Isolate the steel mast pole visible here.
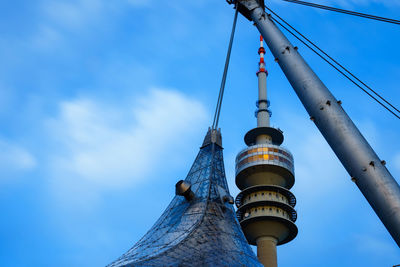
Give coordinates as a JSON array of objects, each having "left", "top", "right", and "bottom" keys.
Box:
[{"left": 235, "top": 0, "right": 400, "bottom": 247}]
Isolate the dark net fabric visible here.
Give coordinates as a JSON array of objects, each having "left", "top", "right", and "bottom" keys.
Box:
[{"left": 108, "top": 130, "right": 262, "bottom": 267}]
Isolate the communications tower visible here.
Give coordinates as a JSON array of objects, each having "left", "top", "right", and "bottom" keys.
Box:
[{"left": 235, "top": 36, "right": 298, "bottom": 267}]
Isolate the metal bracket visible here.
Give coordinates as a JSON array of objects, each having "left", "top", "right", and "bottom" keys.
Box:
[
  {"left": 256, "top": 99, "right": 270, "bottom": 108},
  {"left": 236, "top": 0, "right": 264, "bottom": 21},
  {"left": 255, "top": 108, "right": 272, "bottom": 118}
]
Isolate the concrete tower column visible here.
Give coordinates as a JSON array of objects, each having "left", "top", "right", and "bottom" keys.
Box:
[{"left": 257, "top": 237, "right": 278, "bottom": 267}]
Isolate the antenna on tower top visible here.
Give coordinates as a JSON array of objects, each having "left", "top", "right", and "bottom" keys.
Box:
[
  {"left": 255, "top": 34, "right": 271, "bottom": 128},
  {"left": 258, "top": 35, "right": 266, "bottom": 72}
]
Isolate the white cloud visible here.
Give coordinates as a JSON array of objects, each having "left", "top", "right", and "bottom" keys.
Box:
[
  {"left": 277, "top": 112, "right": 346, "bottom": 197},
  {"left": 354, "top": 234, "right": 397, "bottom": 255},
  {"left": 394, "top": 153, "right": 400, "bottom": 171},
  {"left": 47, "top": 88, "right": 207, "bottom": 189},
  {"left": 125, "top": 0, "right": 151, "bottom": 7},
  {"left": 32, "top": 0, "right": 152, "bottom": 50},
  {"left": 43, "top": 0, "right": 103, "bottom": 31},
  {"left": 0, "top": 139, "right": 36, "bottom": 173},
  {"left": 30, "top": 0, "right": 103, "bottom": 49},
  {"left": 32, "top": 25, "right": 63, "bottom": 50},
  {"left": 42, "top": 0, "right": 151, "bottom": 31},
  {"left": 294, "top": 132, "right": 344, "bottom": 194},
  {"left": 0, "top": 83, "right": 13, "bottom": 115}
]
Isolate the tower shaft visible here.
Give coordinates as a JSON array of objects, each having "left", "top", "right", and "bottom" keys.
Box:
[{"left": 257, "top": 237, "right": 278, "bottom": 267}]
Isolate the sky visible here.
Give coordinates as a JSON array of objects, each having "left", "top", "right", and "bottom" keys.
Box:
[{"left": 0, "top": 0, "right": 400, "bottom": 266}]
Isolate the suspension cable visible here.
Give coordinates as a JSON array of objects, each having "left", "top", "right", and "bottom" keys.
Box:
[
  {"left": 266, "top": 8, "right": 400, "bottom": 120},
  {"left": 212, "top": 5, "right": 239, "bottom": 130},
  {"left": 281, "top": 0, "right": 400, "bottom": 26},
  {"left": 266, "top": 7, "right": 400, "bottom": 116}
]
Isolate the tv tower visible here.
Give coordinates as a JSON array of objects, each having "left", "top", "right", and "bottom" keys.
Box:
[{"left": 235, "top": 35, "right": 298, "bottom": 267}]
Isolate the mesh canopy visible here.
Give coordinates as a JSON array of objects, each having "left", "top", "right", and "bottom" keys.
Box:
[{"left": 108, "top": 129, "right": 262, "bottom": 267}]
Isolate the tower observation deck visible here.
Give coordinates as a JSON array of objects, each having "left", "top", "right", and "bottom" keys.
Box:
[{"left": 235, "top": 35, "right": 298, "bottom": 267}]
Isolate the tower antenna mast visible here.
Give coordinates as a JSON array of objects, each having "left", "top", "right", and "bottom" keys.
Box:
[{"left": 234, "top": 34, "right": 298, "bottom": 267}]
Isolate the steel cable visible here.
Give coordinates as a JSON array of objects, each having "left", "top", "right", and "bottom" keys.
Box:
[
  {"left": 267, "top": 7, "right": 400, "bottom": 116},
  {"left": 266, "top": 7, "right": 400, "bottom": 120},
  {"left": 281, "top": 0, "right": 400, "bottom": 26},
  {"left": 212, "top": 5, "right": 239, "bottom": 130}
]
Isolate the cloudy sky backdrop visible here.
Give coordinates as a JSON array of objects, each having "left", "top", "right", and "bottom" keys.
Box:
[{"left": 1, "top": 0, "right": 400, "bottom": 266}]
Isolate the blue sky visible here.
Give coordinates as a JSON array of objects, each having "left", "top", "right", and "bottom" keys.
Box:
[{"left": 1, "top": 0, "right": 400, "bottom": 266}]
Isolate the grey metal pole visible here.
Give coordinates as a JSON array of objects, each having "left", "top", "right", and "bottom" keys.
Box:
[{"left": 236, "top": 0, "right": 400, "bottom": 247}]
